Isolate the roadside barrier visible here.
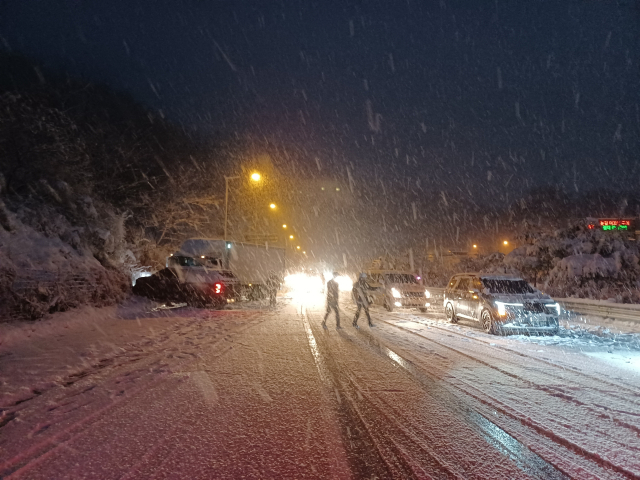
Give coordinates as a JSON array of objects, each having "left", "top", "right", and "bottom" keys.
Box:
[{"left": 557, "top": 299, "right": 640, "bottom": 324}]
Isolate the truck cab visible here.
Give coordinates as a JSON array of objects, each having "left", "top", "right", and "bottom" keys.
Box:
[{"left": 166, "top": 253, "right": 240, "bottom": 302}]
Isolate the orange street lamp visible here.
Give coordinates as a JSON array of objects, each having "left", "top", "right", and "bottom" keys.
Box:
[
  {"left": 269, "top": 203, "right": 276, "bottom": 209},
  {"left": 296, "top": 246, "right": 301, "bottom": 250},
  {"left": 503, "top": 240, "right": 509, "bottom": 245},
  {"left": 224, "top": 171, "right": 262, "bottom": 243},
  {"left": 282, "top": 224, "right": 287, "bottom": 229},
  {"left": 289, "top": 235, "right": 294, "bottom": 239},
  {"left": 473, "top": 244, "right": 477, "bottom": 249}
]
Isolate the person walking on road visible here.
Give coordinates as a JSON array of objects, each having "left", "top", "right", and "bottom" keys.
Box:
[
  {"left": 266, "top": 272, "right": 279, "bottom": 307},
  {"left": 352, "top": 273, "right": 374, "bottom": 328},
  {"left": 322, "top": 272, "right": 341, "bottom": 329}
]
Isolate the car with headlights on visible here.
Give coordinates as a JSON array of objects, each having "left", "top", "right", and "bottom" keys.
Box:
[
  {"left": 443, "top": 274, "right": 560, "bottom": 335},
  {"left": 364, "top": 270, "right": 432, "bottom": 312}
]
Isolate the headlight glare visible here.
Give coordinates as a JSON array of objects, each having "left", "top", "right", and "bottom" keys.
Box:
[
  {"left": 391, "top": 288, "right": 401, "bottom": 298},
  {"left": 545, "top": 303, "right": 561, "bottom": 316},
  {"left": 424, "top": 290, "right": 431, "bottom": 298},
  {"left": 495, "top": 301, "right": 506, "bottom": 316}
]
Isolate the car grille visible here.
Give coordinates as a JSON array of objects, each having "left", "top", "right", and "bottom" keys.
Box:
[
  {"left": 402, "top": 292, "right": 424, "bottom": 298},
  {"left": 523, "top": 302, "right": 544, "bottom": 313}
]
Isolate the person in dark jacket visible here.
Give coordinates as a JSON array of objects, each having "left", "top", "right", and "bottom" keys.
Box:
[
  {"left": 352, "top": 273, "right": 374, "bottom": 328},
  {"left": 266, "top": 272, "right": 279, "bottom": 307},
  {"left": 322, "top": 272, "right": 341, "bottom": 328}
]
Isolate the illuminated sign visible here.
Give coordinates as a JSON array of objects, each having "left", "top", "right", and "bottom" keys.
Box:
[{"left": 588, "top": 219, "right": 632, "bottom": 231}]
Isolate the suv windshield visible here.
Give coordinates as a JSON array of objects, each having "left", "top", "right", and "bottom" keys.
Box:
[
  {"left": 481, "top": 279, "right": 535, "bottom": 294},
  {"left": 384, "top": 274, "right": 416, "bottom": 284}
]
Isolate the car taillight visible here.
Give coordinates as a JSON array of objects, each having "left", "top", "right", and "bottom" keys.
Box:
[{"left": 214, "top": 282, "right": 224, "bottom": 294}]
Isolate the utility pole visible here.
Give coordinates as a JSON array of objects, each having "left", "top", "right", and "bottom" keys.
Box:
[{"left": 224, "top": 175, "right": 240, "bottom": 243}]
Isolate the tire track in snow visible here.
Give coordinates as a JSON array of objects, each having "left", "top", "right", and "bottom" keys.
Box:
[
  {"left": 356, "top": 306, "right": 640, "bottom": 443},
  {"left": 305, "top": 312, "right": 555, "bottom": 479},
  {"left": 354, "top": 310, "right": 640, "bottom": 479},
  {"left": 384, "top": 308, "right": 640, "bottom": 398},
  {"left": 0, "top": 311, "right": 267, "bottom": 478},
  {"left": 339, "top": 322, "right": 567, "bottom": 480},
  {"left": 381, "top": 312, "right": 640, "bottom": 437},
  {"left": 302, "top": 314, "right": 406, "bottom": 479}
]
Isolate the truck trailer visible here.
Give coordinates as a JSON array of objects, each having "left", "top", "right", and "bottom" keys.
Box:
[{"left": 176, "top": 239, "right": 285, "bottom": 300}]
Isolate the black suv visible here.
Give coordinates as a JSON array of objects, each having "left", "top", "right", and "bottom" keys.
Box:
[{"left": 443, "top": 273, "right": 560, "bottom": 335}]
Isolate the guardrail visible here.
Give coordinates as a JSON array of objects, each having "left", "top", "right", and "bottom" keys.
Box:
[{"left": 557, "top": 299, "right": 640, "bottom": 324}]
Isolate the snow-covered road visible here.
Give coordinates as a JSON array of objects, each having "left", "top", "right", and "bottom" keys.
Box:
[{"left": 1, "top": 295, "right": 640, "bottom": 479}]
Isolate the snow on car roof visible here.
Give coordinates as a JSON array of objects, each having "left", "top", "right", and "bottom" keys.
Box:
[
  {"left": 479, "top": 274, "right": 524, "bottom": 281},
  {"left": 366, "top": 270, "right": 415, "bottom": 274}
]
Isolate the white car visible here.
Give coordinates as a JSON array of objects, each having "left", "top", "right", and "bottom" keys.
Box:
[{"left": 363, "top": 270, "right": 432, "bottom": 312}]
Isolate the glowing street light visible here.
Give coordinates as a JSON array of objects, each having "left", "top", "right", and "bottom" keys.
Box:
[
  {"left": 473, "top": 244, "right": 477, "bottom": 248},
  {"left": 224, "top": 172, "right": 261, "bottom": 243},
  {"left": 270, "top": 203, "right": 276, "bottom": 209},
  {"left": 503, "top": 240, "right": 509, "bottom": 245},
  {"left": 289, "top": 235, "right": 294, "bottom": 239},
  {"left": 282, "top": 224, "right": 287, "bottom": 229},
  {"left": 296, "top": 246, "right": 301, "bottom": 250}
]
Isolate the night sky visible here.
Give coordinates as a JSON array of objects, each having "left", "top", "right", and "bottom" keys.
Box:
[{"left": 1, "top": 1, "right": 639, "bottom": 243}]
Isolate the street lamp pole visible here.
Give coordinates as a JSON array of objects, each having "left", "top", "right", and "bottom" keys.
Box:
[{"left": 224, "top": 175, "right": 240, "bottom": 244}]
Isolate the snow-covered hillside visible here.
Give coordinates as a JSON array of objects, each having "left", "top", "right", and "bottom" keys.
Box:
[
  {"left": 0, "top": 197, "right": 131, "bottom": 320},
  {"left": 425, "top": 221, "right": 640, "bottom": 303}
]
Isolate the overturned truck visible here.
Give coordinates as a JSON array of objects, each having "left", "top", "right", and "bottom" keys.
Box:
[{"left": 133, "top": 239, "right": 285, "bottom": 307}]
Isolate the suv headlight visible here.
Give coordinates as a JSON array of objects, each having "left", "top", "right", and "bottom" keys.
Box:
[
  {"left": 424, "top": 290, "right": 431, "bottom": 298},
  {"left": 495, "top": 301, "right": 506, "bottom": 316},
  {"left": 391, "top": 288, "right": 402, "bottom": 298},
  {"left": 544, "top": 303, "right": 561, "bottom": 316}
]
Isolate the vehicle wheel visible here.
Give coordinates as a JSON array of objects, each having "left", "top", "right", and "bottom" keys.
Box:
[
  {"left": 419, "top": 307, "right": 428, "bottom": 313},
  {"left": 481, "top": 309, "right": 499, "bottom": 334},
  {"left": 384, "top": 297, "right": 394, "bottom": 312},
  {"left": 445, "top": 303, "right": 458, "bottom": 323}
]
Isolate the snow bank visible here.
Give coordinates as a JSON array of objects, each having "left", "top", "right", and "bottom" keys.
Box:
[
  {"left": 551, "top": 254, "right": 617, "bottom": 279},
  {"left": 0, "top": 203, "right": 129, "bottom": 321},
  {"left": 506, "top": 223, "right": 640, "bottom": 302}
]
